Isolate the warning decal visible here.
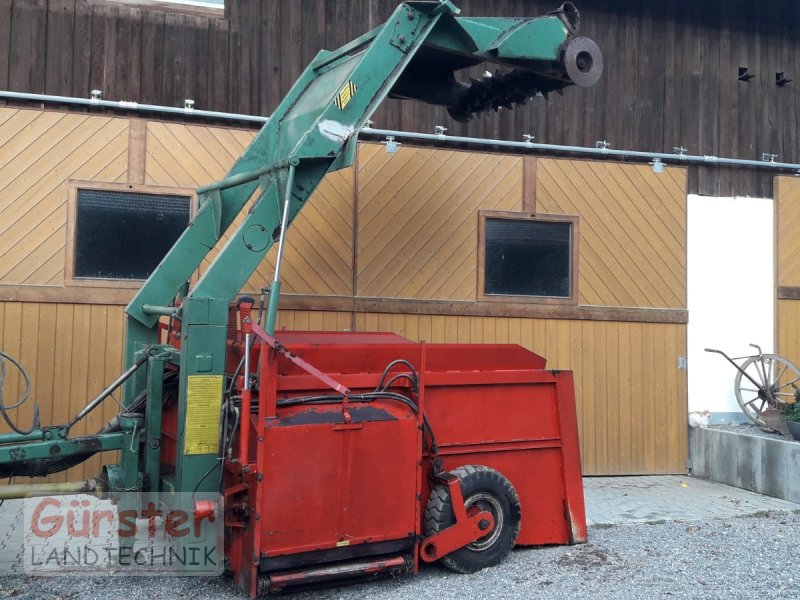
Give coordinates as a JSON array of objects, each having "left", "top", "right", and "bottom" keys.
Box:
[
  {"left": 185, "top": 375, "right": 223, "bottom": 455},
  {"left": 333, "top": 80, "right": 357, "bottom": 110}
]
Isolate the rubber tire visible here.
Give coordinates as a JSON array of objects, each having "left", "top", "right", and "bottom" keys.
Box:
[{"left": 424, "top": 465, "right": 522, "bottom": 574}]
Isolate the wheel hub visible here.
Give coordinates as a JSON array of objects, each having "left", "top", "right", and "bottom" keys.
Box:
[{"left": 464, "top": 492, "right": 503, "bottom": 551}]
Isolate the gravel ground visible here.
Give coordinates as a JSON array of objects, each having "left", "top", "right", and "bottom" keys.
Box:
[{"left": 2, "top": 510, "right": 799, "bottom": 600}]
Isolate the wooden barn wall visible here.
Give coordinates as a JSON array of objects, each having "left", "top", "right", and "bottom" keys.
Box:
[
  {"left": 776, "top": 177, "right": 800, "bottom": 367},
  {"left": 536, "top": 159, "right": 687, "bottom": 309},
  {"left": 0, "top": 108, "right": 129, "bottom": 287},
  {"left": 0, "top": 107, "right": 689, "bottom": 477},
  {"left": 0, "top": 0, "right": 798, "bottom": 197}
]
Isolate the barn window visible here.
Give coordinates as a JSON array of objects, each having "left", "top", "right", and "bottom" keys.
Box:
[
  {"left": 67, "top": 184, "right": 193, "bottom": 286},
  {"left": 479, "top": 211, "right": 578, "bottom": 303}
]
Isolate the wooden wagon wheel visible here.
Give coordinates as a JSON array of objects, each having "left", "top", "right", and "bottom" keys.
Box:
[{"left": 733, "top": 354, "right": 800, "bottom": 427}]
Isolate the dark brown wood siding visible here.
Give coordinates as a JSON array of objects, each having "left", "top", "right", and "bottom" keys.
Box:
[{"left": 0, "top": 0, "right": 798, "bottom": 197}]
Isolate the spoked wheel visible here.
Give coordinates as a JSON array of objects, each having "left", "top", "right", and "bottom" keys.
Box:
[
  {"left": 424, "top": 465, "right": 521, "bottom": 574},
  {"left": 734, "top": 354, "right": 800, "bottom": 426}
]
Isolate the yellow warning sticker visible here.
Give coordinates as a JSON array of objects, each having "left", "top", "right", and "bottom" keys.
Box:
[
  {"left": 333, "top": 80, "right": 357, "bottom": 110},
  {"left": 185, "top": 375, "right": 223, "bottom": 455}
]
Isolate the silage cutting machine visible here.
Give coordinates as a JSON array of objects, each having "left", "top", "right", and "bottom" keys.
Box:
[{"left": 0, "top": 1, "right": 602, "bottom": 595}]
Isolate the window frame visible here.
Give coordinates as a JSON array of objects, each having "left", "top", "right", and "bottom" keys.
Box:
[
  {"left": 477, "top": 210, "right": 580, "bottom": 305},
  {"left": 66, "top": 181, "right": 197, "bottom": 289}
]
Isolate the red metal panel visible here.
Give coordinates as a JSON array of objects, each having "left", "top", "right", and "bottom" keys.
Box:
[
  {"left": 436, "top": 448, "right": 572, "bottom": 546},
  {"left": 260, "top": 422, "right": 345, "bottom": 555},
  {"left": 275, "top": 331, "right": 413, "bottom": 345},
  {"left": 425, "top": 382, "right": 560, "bottom": 446},
  {"left": 553, "top": 371, "right": 587, "bottom": 543},
  {"left": 340, "top": 417, "right": 419, "bottom": 542},
  {"left": 425, "top": 344, "right": 546, "bottom": 371}
]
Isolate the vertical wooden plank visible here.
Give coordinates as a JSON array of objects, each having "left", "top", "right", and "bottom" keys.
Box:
[
  {"left": 127, "top": 118, "right": 146, "bottom": 184},
  {"left": 494, "top": 317, "right": 508, "bottom": 344},
  {"left": 44, "top": 0, "right": 76, "bottom": 96},
  {"left": 405, "top": 314, "right": 419, "bottom": 341},
  {"left": 555, "top": 320, "right": 570, "bottom": 372},
  {"left": 88, "top": 4, "right": 114, "bottom": 96},
  {"left": 652, "top": 325, "right": 669, "bottom": 473},
  {"left": 207, "top": 16, "right": 229, "bottom": 113},
  {"left": 49, "top": 304, "right": 74, "bottom": 481},
  {"left": 336, "top": 311, "right": 351, "bottom": 332},
  {"left": 717, "top": 4, "right": 736, "bottom": 197},
  {"left": 519, "top": 318, "right": 532, "bottom": 351},
  {"left": 417, "top": 314, "right": 431, "bottom": 342},
  {"left": 443, "top": 316, "right": 457, "bottom": 343},
  {"left": 580, "top": 322, "right": 595, "bottom": 474},
  {"left": 660, "top": 1, "right": 679, "bottom": 157},
  {"left": 507, "top": 317, "right": 520, "bottom": 346},
  {"left": 35, "top": 303, "right": 57, "bottom": 452},
  {"left": 307, "top": 311, "right": 324, "bottom": 330},
  {"left": 9, "top": 0, "right": 47, "bottom": 94},
  {"left": 697, "top": 2, "right": 720, "bottom": 196},
  {"left": 676, "top": 324, "right": 689, "bottom": 471},
  {"left": 392, "top": 313, "right": 406, "bottom": 338},
  {"left": 0, "top": 0, "right": 11, "bottom": 96},
  {"left": 82, "top": 304, "right": 108, "bottom": 480},
  {"left": 641, "top": 323, "right": 655, "bottom": 473},
  {"left": 592, "top": 321, "right": 607, "bottom": 474},
  {"left": 664, "top": 324, "right": 680, "bottom": 472},
  {"left": 71, "top": 0, "right": 92, "bottom": 98},
  {"left": 17, "top": 303, "right": 40, "bottom": 436},
  {"left": 736, "top": 0, "right": 756, "bottom": 195},
  {"left": 139, "top": 9, "right": 165, "bottom": 104},
  {"left": 115, "top": 7, "right": 143, "bottom": 102},
  {"left": 0, "top": 303, "right": 22, "bottom": 436},
  {"left": 629, "top": 321, "right": 643, "bottom": 473},
  {"left": 568, "top": 320, "right": 583, "bottom": 464},
  {"left": 522, "top": 156, "right": 537, "bottom": 213},
  {"left": 162, "top": 13, "right": 186, "bottom": 108},
  {"left": 183, "top": 16, "right": 207, "bottom": 111},
  {"left": 457, "top": 315, "right": 470, "bottom": 344},
  {"left": 617, "top": 322, "right": 632, "bottom": 474},
  {"left": 481, "top": 317, "right": 495, "bottom": 346},
  {"left": 279, "top": 0, "right": 301, "bottom": 117}
]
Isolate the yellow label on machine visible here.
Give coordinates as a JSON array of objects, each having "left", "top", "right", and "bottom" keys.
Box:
[
  {"left": 334, "top": 80, "right": 357, "bottom": 110},
  {"left": 185, "top": 375, "right": 223, "bottom": 455}
]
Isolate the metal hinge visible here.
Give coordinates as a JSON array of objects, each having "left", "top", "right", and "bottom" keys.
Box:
[
  {"left": 685, "top": 458, "right": 693, "bottom": 470},
  {"left": 678, "top": 356, "right": 687, "bottom": 370}
]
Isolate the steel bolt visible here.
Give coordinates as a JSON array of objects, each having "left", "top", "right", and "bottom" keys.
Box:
[
  {"left": 398, "top": 35, "right": 406, "bottom": 43},
  {"left": 479, "top": 519, "right": 490, "bottom": 530}
]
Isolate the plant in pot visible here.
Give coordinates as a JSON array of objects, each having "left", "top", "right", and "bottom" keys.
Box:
[{"left": 780, "top": 399, "right": 800, "bottom": 441}]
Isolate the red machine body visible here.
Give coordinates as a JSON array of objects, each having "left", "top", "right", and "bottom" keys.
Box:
[{"left": 216, "top": 325, "right": 586, "bottom": 595}]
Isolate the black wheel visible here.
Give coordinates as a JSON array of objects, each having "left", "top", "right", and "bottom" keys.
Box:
[{"left": 423, "top": 465, "right": 521, "bottom": 574}]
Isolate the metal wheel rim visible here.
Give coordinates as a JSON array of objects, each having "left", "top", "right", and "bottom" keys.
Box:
[
  {"left": 464, "top": 492, "right": 504, "bottom": 551},
  {"left": 733, "top": 354, "right": 800, "bottom": 426}
]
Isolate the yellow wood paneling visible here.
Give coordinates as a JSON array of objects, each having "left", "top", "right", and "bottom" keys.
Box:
[
  {"left": 352, "top": 311, "right": 688, "bottom": 475},
  {"left": 537, "top": 159, "right": 688, "bottom": 309},
  {"left": 0, "top": 107, "right": 129, "bottom": 287},
  {"left": 778, "top": 300, "right": 800, "bottom": 369},
  {"left": 145, "top": 121, "right": 354, "bottom": 296},
  {"left": 777, "top": 177, "right": 800, "bottom": 287},
  {"left": 0, "top": 301, "right": 125, "bottom": 483},
  {"left": 356, "top": 144, "right": 522, "bottom": 301}
]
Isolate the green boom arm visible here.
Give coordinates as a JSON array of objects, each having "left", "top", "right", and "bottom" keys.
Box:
[{"left": 117, "top": 0, "right": 602, "bottom": 495}]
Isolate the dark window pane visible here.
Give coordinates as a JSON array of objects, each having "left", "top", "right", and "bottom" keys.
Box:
[
  {"left": 484, "top": 218, "right": 571, "bottom": 297},
  {"left": 74, "top": 189, "right": 190, "bottom": 280}
]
